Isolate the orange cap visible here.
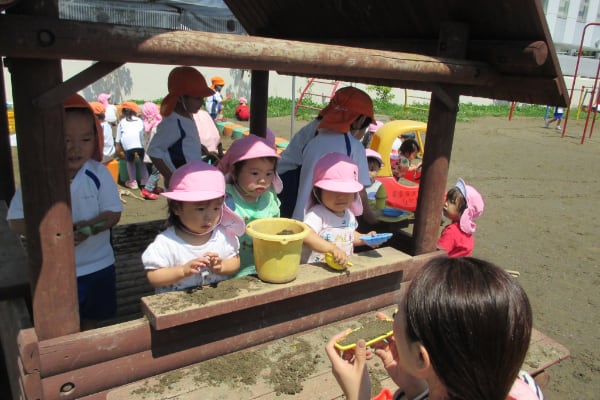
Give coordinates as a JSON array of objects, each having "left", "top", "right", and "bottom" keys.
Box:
[
  {"left": 161, "top": 67, "right": 214, "bottom": 116},
  {"left": 89, "top": 101, "right": 106, "bottom": 115},
  {"left": 318, "top": 87, "right": 374, "bottom": 133},
  {"left": 121, "top": 101, "right": 140, "bottom": 115},
  {"left": 211, "top": 76, "right": 225, "bottom": 89},
  {"left": 64, "top": 94, "right": 103, "bottom": 162}
]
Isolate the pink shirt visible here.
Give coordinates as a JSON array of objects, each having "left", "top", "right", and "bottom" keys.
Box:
[{"left": 437, "top": 222, "right": 474, "bottom": 257}]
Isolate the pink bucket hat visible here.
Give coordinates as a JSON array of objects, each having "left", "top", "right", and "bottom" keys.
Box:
[
  {"left": 217, "top": 134, "right": 283, "bottom": 193},
  {"left": 312, "top": 153, "right": 364, "bottom": 215},
  {"left": 365, "top": 148, "right": 384, "bottom": 167},
  {"left": 369, "top": 120, "right": 384, "bottom": 133},
  {"left": 455, "top": 178, "right": 484, "bottom": 235},
  {"left": 162, "top": 161, "right": 245, "bottom": 235},
  {"left": 239, "top": 96, "right": 248, "bottom": 104}
]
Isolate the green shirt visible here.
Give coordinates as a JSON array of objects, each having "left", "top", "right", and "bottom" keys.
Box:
[{"left": 225, "top": 183, "right": 281, "bottom": 277}]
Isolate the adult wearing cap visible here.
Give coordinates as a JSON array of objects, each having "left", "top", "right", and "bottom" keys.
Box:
[
  {"left": 205, "top": 76, "right": 227, "bottom": 121},
  {"left": 290, "top": 87, "right": 379, "bottom": 225},
  {"left": 147, "top": 66, "right": 214, "bottom": 188},
  {"left": 278, "top": 87, "right": 364, "bottom": 218},
  {"left": 98, "top": 93, "right": 118, "bottom": 126}
]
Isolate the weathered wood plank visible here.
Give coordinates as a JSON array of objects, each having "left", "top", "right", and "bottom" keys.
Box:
[
  {"left": 0, "top": 202, "right": 29, "bottom": 301},
  {"left": 0, "top": 298, "right": 32, "bottom": 400}
]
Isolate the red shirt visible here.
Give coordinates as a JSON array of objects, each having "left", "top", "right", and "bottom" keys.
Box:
[
  {"left": 437, "top": 222, "right": 474, "bottom": 257},
  {"left": 235, "top": 104, "right": 250, "bottom": 121}
]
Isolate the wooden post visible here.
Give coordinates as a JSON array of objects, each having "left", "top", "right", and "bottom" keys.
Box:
[
  {"left": 250, "top": 70, "right": 269, "bottom": 137},
  {"left": 413, "top": 22, "right": 468, "bottom": 255},
  {"left": 8, "top": 1, "right": 80, "bottom": 339}
]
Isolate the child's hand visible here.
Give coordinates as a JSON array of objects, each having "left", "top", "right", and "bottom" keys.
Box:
[
  {"left": 204, "top": 252, "right": 225, "bottom": 274},
  {"left": 361, "top": 231, "right": 381, "bottom": 248},
  {"left": 181, "top": 257, "right": 211, "bottom": 278},
  {"left": 330, "top": 246, "right": 348, "bottom": 267}
]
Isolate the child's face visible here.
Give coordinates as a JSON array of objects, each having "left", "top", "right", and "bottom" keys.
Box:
[
  {"left": 174, "top": 197, "right": 223, "bottom": 234},
  {"left": 320, "top": 189, "right": 355, "bottom": 215},
  {"left": 65, "top": 111, "right": 96, "bottom": 179},
  {"left": 236, "top": 158, "right": 276, "bottom": 200},
  {"left": 443, "top": 196, "right": 462, "bottom": 221},
  {"left": 181, "top": 95, "right": 204, "bottom": 114},
  {"left": 368, "top": 160, "right": 381, "bottom": 184}
]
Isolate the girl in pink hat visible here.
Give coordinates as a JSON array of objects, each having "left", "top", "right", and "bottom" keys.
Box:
[
  {"left": 235, "top": 96, "right": 250, "bottom": 121},
  {"left": 437, "top": 178, "right": 485, "bottom": 257},
  {"left": 303, "top": 153, "right": 378, "bottom": 267},
  {"left": 217, "top": 134, "right": 282, "bottom": 278},
  {"left": 142, "top": 161, "right": 245, "bottom": 293}
]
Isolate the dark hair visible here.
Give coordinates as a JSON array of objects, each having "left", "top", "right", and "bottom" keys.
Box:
[
  {"left": 446, "top": 187, "right": 467, "bottom": 215},
  {"left": 121, "top": 107, "right": 136, "bottom": 121},
  {"left": 404, "top": 257, "right": 532, "bottom": 400},
  {"left": 367, "top": 157, "right": 382, "bottom": 169},
  {"left": 166, "top": 200, "right": 184, "bottom": 230},
  {"left": 399, "top": 139, "right": 420, "bottom": 156},
  {"left": 230, "top": 157, "right": 278, "bottom": 182}
]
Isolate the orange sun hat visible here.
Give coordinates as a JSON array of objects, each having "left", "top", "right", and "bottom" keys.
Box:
[
  {"left": 121, "top": 101, "right": 140, "bottom": 115},
  {"left": 64, "top": 94, "right": 103, "bottom": 162},
  {"left": 318, "top": 87, "right": 374, "bottom": 133},
  {"left": 211, "top": 76, "right": 225, "bottom": 89},
  {"left": 160, "top": 66, "right": 214, "bottom": 117}
]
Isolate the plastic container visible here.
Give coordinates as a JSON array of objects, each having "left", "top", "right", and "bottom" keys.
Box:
[
  {"left": 104, "top": 159, "right": 119, "bottom": 184},
  {"left": 360, "top": 233, "right": 393, "bottom": 246},
  {"left": 246, "top": 218, "right": 311, "bottom": 283}
]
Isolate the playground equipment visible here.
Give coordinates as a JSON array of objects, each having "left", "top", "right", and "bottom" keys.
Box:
[
  {"left": 369, "top": 120, "right": 427, "bottom": 212},
  {"left": 294, "top": 78, "right": 340, "bottom": 117},
  {"left": 403, "top": 88, "right": 430, "bottom": 112}
]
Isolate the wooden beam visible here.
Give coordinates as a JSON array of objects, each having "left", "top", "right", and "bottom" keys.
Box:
[
  {"left": 0, "top": 14, "right": 497, "bottom": 87},
  {"left": 33, "top": 61, "right": 123, "bottom": 109}
]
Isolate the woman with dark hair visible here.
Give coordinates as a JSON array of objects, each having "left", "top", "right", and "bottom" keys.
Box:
[{"left": 326, "top": 257, "right": 539, "bottom": 400}]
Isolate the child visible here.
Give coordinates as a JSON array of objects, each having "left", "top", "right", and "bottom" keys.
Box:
[
  {"left": 142, "top": 161, "right": 244, "bottom": 293},
  {"left": 235, "top": 96, "right": 250, "bottom": 121},
  {"left": 140, "top": 101, "right": 162, "bottom": 200},
  {"left": 392, "top": 138, "right": 421, "bottom": 180},
  {"left": 205, "top": 76, "right": 229, "bottom": 121},
  {"left": 98, "top": 92, "right": 118, "bottom": 127},
  {"left": 437, "top": 178, "right": 484, "bottom": 257},
  {"left": 303, "top": 153, "right": 377, "bottom": 267},
  {"left": 545, "top": 106, "right": 564, "bottom": 130},
  {"left": 147, "top": 66, "right": 214, "bottom": 188},
  {"left": 116, "top": 101, "right": 148, "bottom": 190},
  {"left": 217, "top": 134, "right": 282, "bottom": 277},
  {"left": 364, "top": 149, "right": 387, "bottom": 210},
  {"left": 89, "top": 101, "right": 115, "bottom": 163},
  {"left": 7, "top": 94, "right": 123, "bottom": 330}
]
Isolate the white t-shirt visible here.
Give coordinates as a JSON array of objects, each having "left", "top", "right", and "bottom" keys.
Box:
[
  {"left": 7, "top": 160, "right": 123, "bottom": 277},
  {"left": 102, "top": 120, "right": 115, "bottom": 160},
  {"left": 147, "top": 112, "right": 202, "bottom": 172},
  {"left": 142, "top": 225, "right": 240, "bottom": 293},
  {"left": 304, "top": 204, "right": 358, "bottom": 263},
  {"left": 105, "top": 104, "right": 118, "bottom": 125},
  {"left": 277, "top": 118, "right": 320, "bottom": 174},
  {"left": 292, "top": 129, "right": 370, "bottom": 220},
  {"left": 116, "top": 117, "right": 144, "bottom": 150},
  {"left": 205, "top": 92, "right": 223, "bottom": 116}
]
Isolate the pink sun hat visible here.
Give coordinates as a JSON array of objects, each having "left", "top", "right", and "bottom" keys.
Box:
[
  {"left": 455, "top": 178, "right": 484, "bottom": 235},
  {"left": 217, "top": 134, "right": 283, "bottom": 193},
  {"left": 365, "top": 148, "right": 384, "bottom": 167},
  {"left": 162, "top": 161, "right": 245, "bottom": 235},
  {"left": 312, "top": 152, "right": 364, "bottom": 215}
]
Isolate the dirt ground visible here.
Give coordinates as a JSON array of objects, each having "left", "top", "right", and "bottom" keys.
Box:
[{"left": 8, "top": 114, "right": 599, "bottom": 398}]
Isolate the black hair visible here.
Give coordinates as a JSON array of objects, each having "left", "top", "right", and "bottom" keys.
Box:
[
  {"left": 399, "top": 138, "right": 420, "bottom": 156},
  {"left": 446, "top": 187, "right": 467, "bottom": 215}
]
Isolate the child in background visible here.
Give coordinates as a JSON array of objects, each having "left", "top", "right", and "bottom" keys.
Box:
[
  {"left": 205, "top": 76, "right": 230, "bottom": 121},
  {"left": 393, "top": 138, "right": 421, "bottom": 180},
  {"left": 303, "top": 153, "right": 377, "bottom": 267},
  {"left": 364, "top": 149, "right": 387, "bottom": 210},
  {"left": 89, "top": 101, "right": 115, "bottom": 163},
  {"left": 235, "top": 96, "right": 250, "bottom": 121},
  {"left": 142, "top": 161, "right": 244, "bottom": 293},
  {"left": 218, "top": 134, "right": 282, "bottom": 277},
  {"left": 193, "top": 108, "right": 223, "bottom": 160},
  {"left": 147, "top": 66, "right": 214, "bottom": 188},
  {"left": 437, "top": 178, "right": 484, "bottom": 257},
  {"left": 97, "top": 92, "right": 118, "bottom": 127},
  {"left": 140, "top": 102, "right": 162, "bottom": 200},
  {"left": 7, "top": 94, "right": 123, "bottom": 330},
  {"left": 545, "top": 106, "right": 564, "bottom": 130},
  {"left": 116, "top": 101, "right": 148, "bottom": 190}
]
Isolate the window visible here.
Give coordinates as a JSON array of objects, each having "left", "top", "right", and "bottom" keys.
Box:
[
  {"left": 578, "top": 0, "right": 589, "bottom": 21},
  {"left": 559, "top": 0, "right": 570, "bottom": 18}
]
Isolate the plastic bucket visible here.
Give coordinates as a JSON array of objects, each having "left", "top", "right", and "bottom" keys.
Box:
[{"left": 246, "top": 218, "right": 311, "bottom": 283}]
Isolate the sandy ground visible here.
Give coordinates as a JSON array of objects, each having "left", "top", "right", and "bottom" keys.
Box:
[{"left": 8, "top": 114, "right": 599, "bottom": 398}]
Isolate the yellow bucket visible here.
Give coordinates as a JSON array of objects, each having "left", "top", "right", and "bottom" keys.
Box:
[{"left": 246, "top": 218, "right": 311, "bottom": 283}]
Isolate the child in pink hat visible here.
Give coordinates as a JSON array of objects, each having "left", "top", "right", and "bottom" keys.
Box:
[
  {"left": 142, "top": 161, "right": 244, "bottom": 293},
  {"left": 235, "top": 96, "right": 250, "bottom": 121},
  {"left": 303, "top": 153, "right": 378, "bottom": 267},
  {"left": 364, "top": 149, "right": 387, "bottom": 209},
  {"left": 437, "top": 178, "right": 484, "bottom": 257},
  {"left": 217, "top": 134, "right": 282, "bottom": 278}
]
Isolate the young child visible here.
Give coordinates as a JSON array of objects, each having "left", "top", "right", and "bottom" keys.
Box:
[
  {"left": 116, "top": 101, "right": 148, "bottom": 190},
  {"left": 303, "top": 153, "right": 377, "bottom": 267},
  {"left": 89, "top": 101, "right": 115, "bottom": 163},
  {"left": 364, "top": 149, "right": 387, "bottom": 210},
  {"left": 545, "top": 106, "right": 564, "bottom": 130},
  {"left": 142, "top": 161, "right": 245, "bottom": 293},
  {"left": 205, "top": 76, "right": 229, "bottom": 121},
  {"left": 392, "top": 138, "right": 421, "bottom": 180},
  {"left": 235, "top": 96, "right": 250, "bottom": 121},
  {"left": 147, "top": 66, "right": 214, "bottom": 189},
  {"left": 140, "top": 102, "right": 163, "bottom": 200},
  {"left": 217, "top": 134, "right": 282, "bottom": 277},
  {"left": 437, "top": 178, "right": 484, "bottom": 257},
  {"left": 7, "top": 94, "right": 123, "bottom": 330}
]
